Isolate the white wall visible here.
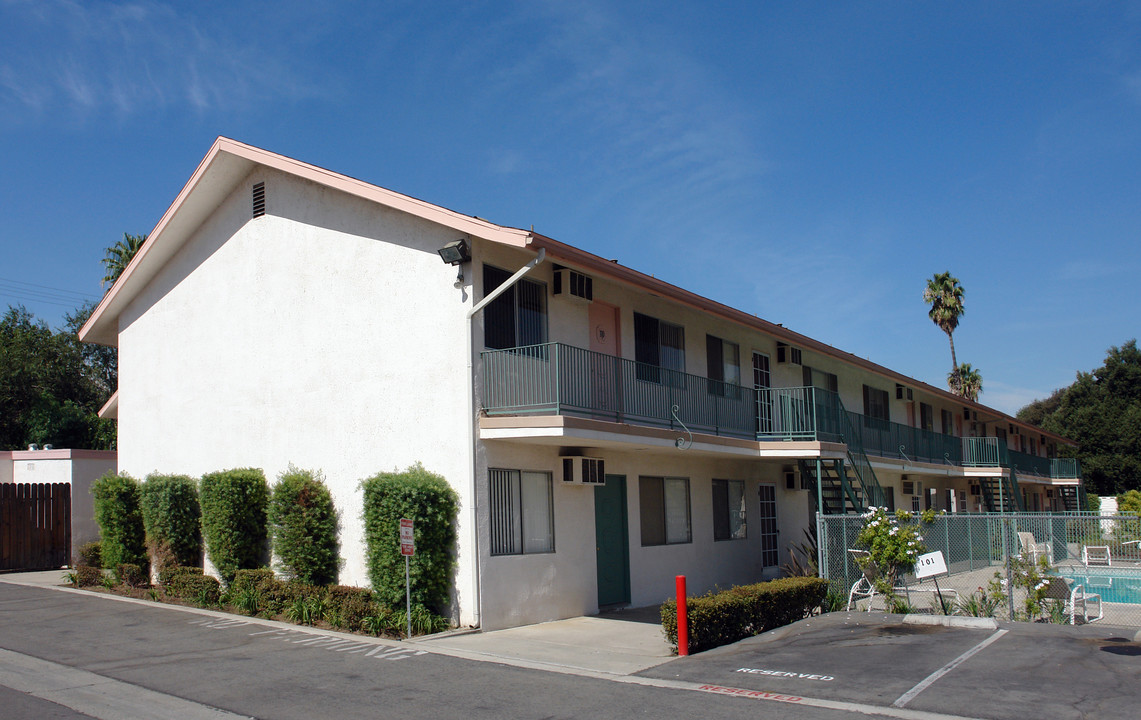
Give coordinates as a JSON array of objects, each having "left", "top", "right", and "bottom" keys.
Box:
[
  {"left": 116, "top": 168, "right": 479, "bottom": 622},
  {"left": 476, "top": 440, "right": 809, "bottom": 629}
]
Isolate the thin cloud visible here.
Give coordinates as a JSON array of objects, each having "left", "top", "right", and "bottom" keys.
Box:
[{"left": 0, "top": 0, "right": 327, "bottom": 121}]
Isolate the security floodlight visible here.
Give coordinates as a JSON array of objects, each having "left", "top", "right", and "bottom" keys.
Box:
[{"left": 438, "top": 239, "right": 470, "bottom": 265}]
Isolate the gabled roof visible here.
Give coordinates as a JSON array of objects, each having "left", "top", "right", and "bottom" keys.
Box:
[
  {"left": 79, "top": 137, "right": 531, "bottom": 346},
  {"left": 79, "top": 138, "right": 1072, "bottom": 445}
]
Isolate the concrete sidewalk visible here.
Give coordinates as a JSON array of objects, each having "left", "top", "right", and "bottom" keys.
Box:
[{"left": 0, "top": 570, "right": 676, "bottom": 677}]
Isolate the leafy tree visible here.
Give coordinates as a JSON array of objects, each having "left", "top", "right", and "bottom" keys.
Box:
[
  {"left": 923, "top": 272, "right": 965, "bottom": 393},
  {"left": 1017, "top": 340, "right": 1141, "bottom": 495},
  {"left": 956, "top": 363, "right": 982, "bottom": 402},
  {"left": 101, "top": 233, "right": 146, "bottom": 289},
  {"left": 1118, "top": 489, "right": 1141, "bottom": 515},
  {"left": 0, "top": 305, "right": 113, "bottom": 449}
]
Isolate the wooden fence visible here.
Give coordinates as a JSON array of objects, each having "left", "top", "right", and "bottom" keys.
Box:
[{"left": 1, "top": 483, "right": 72, "bottom": 571}]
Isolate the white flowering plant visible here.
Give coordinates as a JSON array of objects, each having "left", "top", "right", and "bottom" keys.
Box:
[{"left": 854, "top": 507, "right": 936, "bottom": 609}]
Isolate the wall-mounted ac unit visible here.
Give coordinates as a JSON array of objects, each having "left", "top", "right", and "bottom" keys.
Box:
[
  {"left": 553, "top": 267, "right": 593, "bottom": 302},
  {"left": 895, "top": 384, "right": 913, "bottom": 401},
  {"left": 776, "top": 342, "right": 802, "bottom": 365},
  {"left": 902, "top": 480, "right": 915, "bottom": 495},
  {"left": 561, "top": 456, "right": 605, "bottom": 485}
]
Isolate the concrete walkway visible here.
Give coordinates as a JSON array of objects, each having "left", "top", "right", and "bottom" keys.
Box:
[{"left": 0, "top": 570, "right": 676, "bottom": 677}]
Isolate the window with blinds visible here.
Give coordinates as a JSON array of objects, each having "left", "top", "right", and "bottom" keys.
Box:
[
  {"left": 489, "top": 469, "right": 554, "bottom": 556},
  {"left": 483, "top": 265, "right": 548, "bottom": 350}
]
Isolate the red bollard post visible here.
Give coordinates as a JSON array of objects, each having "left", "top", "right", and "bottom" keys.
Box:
[{"left": 676, "top": 574, "right": 689, "bottom": 656}]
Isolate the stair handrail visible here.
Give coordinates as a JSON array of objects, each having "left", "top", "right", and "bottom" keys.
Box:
[{"left": 826, "top": 389, "right": 885, "bottom": 509}]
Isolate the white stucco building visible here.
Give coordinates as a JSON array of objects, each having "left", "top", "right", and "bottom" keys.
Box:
[{"left": 80, "top": 138, "right": 1081, "bottom": 630}]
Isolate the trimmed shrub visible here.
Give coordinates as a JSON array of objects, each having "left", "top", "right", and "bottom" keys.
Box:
[
  {"left": 140, "top": 474, "right": 202, "bottom": 570},
  {"left": 269, "top": 466, "right": 340, "bottom": 585},
  {"left": 91, "top": 472, "right": 147, "bottom": 570},
  {"left": 199, "top": 468, "right": 269, "bottom": 584},
  {"left": 324, "top": 585, "right": 373, "bottom": 631},
  {"left": 660, "top": 577, "right": 829, "bottom": 654},
  {"left": 76, "top": 565, "right": 104, "bottom": 587},
  {"left": 76, "top": 541, "right": 102, "bottom": 568},
  {"left": 116, "top": 563, "right": 148, "bottom": 588},
  {"left": 161, "top": 566, "right": 220, "bottom": 606},
  {"left": 361, "top": 463, "right": 458, "bottom": 614}
]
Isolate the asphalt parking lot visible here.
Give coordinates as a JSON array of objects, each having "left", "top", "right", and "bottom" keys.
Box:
[{"left": 639, "top": 612, "right": 1141, "bottom": 720}]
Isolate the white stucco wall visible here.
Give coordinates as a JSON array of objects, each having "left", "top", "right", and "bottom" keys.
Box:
[{"left": 116, "top": 168, "right": 479, "bottom": 622}]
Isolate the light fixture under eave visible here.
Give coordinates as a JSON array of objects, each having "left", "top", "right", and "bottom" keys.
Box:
[{"left": 438, "top": 238, "right": 470, "bottom": 265}]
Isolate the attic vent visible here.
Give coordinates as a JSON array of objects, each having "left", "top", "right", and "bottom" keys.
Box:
[{"left": 252, "top": 182, "right": 266, "bottom": 218}]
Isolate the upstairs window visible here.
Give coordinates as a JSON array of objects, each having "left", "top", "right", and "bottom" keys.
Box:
[
  {"left": 863, "top": 385, "right": 890, "bottom": 426},
  {"left": 634, "top": 313, "right": 685, "bottom": 384},
  {"left": 941, "top": 409, "right": 954, "bottom": 436},
  {"left": 802, "top": 366, "right": 838, "bottom": 393},
  {"left": 483, "top": 265, "right": 547, "bottom": 349},
  {"left": 920, "top": 402, "right": 934, "bottom": 432},
  {"left": 706, "top": 335, "right": 741, "bottom": 395}
]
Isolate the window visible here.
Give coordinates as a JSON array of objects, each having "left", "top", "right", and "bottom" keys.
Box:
[
  {"left": 941, "top": 409, "right": 954, "bottom": 436},
  {"left": 483, "top": 265, "right": 547, "bottom": 349},
  {"left": 920, "top": 403, "right": 934, "bottom": 432},
  {"left": 489, "top": 469, "right": 554, "bottom": 555},
  {"left": 706, "top": 335, "right": 741, "bottom": 395},
  {"left": 634, "top": 313, "right": 685, "bottom": 384},
  {"left": 863, "top": 385, "right": 890, "bottom": 425},
  {"left": 802, "top": 366, "right": 838, "bottom": 393},
  {"left": 639, "top": 476, "right": 690, "bottom": 545},
  {"left": 712, "top": 479, "right": 747, "bottom": 541},
  {"left": 753, "top": 352, "right": 772, "bottom": 434}
]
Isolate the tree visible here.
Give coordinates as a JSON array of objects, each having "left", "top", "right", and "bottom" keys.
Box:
[
  {"left": 101, "top": 233, "right": 146, "bottom": 289},
  {"left": 956, "top": 363, "right": 982, "bottom": 402},
  {"left": 0, "top": 305, "right": 114, "bottom": 450},
  {"left": 923, "top": 272, "right": 965, "bottom": 393},
  {"left": 1017, "top": 340, "right": 1141, "bottom": 495}
]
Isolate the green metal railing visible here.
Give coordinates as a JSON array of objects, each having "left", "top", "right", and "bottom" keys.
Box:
[{"left": 482, "top": 342, "right": 1081, "bottom": 483}]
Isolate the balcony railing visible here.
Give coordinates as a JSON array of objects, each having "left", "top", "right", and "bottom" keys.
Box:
[{"left": 481, "top": 342, "right": 1081, "bottom": 479}]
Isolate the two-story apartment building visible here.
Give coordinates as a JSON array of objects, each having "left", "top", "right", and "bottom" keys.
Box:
[{"left": 80, "top": 138, "right": 1080, "bottom": 630}]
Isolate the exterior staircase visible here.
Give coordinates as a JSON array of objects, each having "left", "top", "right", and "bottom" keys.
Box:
[
  {"left": 803, "top": 390, "right": 886, "bottom": 515},
  {"left": 979, "top": 472, "right": 1025, "bottom": 513},
  {"left": 1058, "top": 486, "right": 1080, "bottom": 511}
]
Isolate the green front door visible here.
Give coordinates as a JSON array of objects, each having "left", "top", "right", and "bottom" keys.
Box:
[{"left": 594, "top": 475, "right": 631, "bottom": 606}]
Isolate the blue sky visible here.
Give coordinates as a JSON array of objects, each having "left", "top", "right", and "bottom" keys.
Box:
[{"left": 2, "top": 0, "right": 1139, "bottom": 415}]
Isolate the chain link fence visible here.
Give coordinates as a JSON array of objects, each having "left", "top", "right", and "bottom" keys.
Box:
[{"left": 818, "top": 512, "right": 1141, "bottom": 626}]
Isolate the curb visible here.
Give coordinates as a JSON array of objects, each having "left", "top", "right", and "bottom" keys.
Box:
[{"left": 903, "top": 614, "right": 998, "bottom": 630}]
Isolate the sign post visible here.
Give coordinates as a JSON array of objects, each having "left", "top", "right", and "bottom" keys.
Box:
[
  {"left": 914, "top": 550, "right": 950, "bottom": 615},
  {"left": 400, "top": 518, "right": 414, "bottom": 638}
]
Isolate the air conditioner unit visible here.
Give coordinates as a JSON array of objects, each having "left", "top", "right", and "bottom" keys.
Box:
[
  {"left": 561, "top": 456, "right": 605, "bottom": 485},
  {"left": 902, "top": 480, "right": 915, "bottom": 495},
  {"left": 895, "top": 384, "right": 913, "bottom": 401},
  {"left": 553, "top": 267, "right": 593, "bottom": 302},
  {"left": 776, "top": 343, "right": 802, "bottom": 365}
]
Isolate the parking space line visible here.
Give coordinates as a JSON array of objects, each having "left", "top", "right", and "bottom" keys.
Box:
[{"left": 892, "top": 629, "right": 1008, "bottom": 708}]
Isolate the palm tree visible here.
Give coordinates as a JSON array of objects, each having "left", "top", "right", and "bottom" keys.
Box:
[
  {"left": 101, "top": 233, "right": 147, "bottom": 290},
  {"left": 956, "top": 363, "right": 983, "bottom": 402},
  {"left": 923, "top": 272, "right": 965, "bottom": 392}
]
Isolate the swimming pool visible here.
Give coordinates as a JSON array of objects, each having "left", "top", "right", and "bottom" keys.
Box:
[{"left": 1061, "top": 567, "right": 1141, "bottom": 605}]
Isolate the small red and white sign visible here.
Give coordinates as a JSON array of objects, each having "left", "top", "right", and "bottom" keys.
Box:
[{"left": 399, "top": 518, "right": 414, "bottom": 557}]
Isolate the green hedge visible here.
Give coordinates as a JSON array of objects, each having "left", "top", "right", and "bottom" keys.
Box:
[
  {"left": 361, "top": 463, "right": 458, "bottom": 614},
  {"left": 269, "top": 467, "right": 340, "bottom": 585},
  {"left": 199, "top": 468, "right": 269, "bottom": 584},
  {"left": 660, "top": 577, "right": 829, "bottom": 653},
  {"left": 141, "top": 473, "right": 202, "bottom": 569},
  {"left": 91, "top": 472, "right": 147, "bottom": 570},
  {"left": 160, "top": 566, "right": 220, "bottom": 606}
]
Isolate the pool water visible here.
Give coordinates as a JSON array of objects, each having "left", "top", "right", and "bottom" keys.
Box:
[{"left": 1061, "top": 568, "right": 1141, "bottom": 605}]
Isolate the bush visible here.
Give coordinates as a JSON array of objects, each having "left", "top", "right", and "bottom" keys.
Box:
[
  {"left": 76, "top": 565, "right": 104, "bottom": 587},
  {"left": 361, "top": 463, "right": 458, "bottom": 614},
  {"left": 91, "top": 472, "right": 147, "bottom": 570},
  {"left": 141, "top": 474, "right": 202, "bottom": 570},
  {"left": 161, "top": 566, "right": 220, "bottom": 606},
  {"left": 269, "top": 466, "right": 340, "bottom": 585},
  {"left": 76, "top": 541, "right": 102, "bottom": 569},
  {"left": 199, "top": 468, "right": 269, "bottom": 584},
  {"left": 324, "top": 585, "right": 373, "bottom": 631},
  {"left": 116, "top": 563, "right": 148, "bottom": 588},
  {"left": 660, "top": 577, "right": 829, "bottom": 654}
]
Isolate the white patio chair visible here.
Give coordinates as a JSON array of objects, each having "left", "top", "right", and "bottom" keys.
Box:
[
  {"left": 1043, "top": 577, "right": 1102, "bottom": 624},
  {"left": 1082, "top": 545, "right": 1111, "bottom": 567},
  {"left": 1017, "top": 532, "right": 1051, "bottom": 564}
]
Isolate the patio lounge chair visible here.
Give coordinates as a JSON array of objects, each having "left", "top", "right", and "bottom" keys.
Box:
[
  {"left": 845, "top": 549, "right": 957, "bottom": 612},
  {"left": 1043, "top": 577, "right": 1102, "bottom": 624},
  {"left": 1082, "top": 545, "right": 1111, "bottom": 567},
  {"left": 1017, "top": 532, "right": 1051, "bottom": 564},
  {"left": 1122, "top": 539, "right": 1140, "bottom": 563}
]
